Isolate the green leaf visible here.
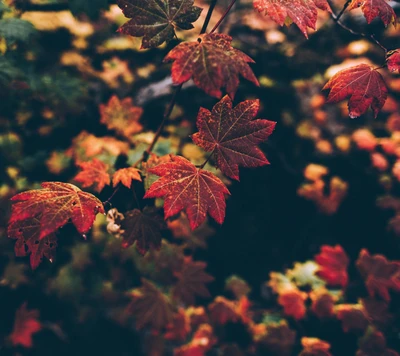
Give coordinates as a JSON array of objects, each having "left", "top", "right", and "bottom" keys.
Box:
[{"left": 0, "top": 18, "right": 37, "bottom": 43}]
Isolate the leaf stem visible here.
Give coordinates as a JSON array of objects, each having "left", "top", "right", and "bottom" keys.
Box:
[
  {"left": 210, "top": 0, "right": 237, "bottom": 34},
  {"left": 199, "top": 150, "right": 215, "bottom": 169}
]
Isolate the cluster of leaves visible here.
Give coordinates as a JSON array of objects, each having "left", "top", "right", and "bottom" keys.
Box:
[{"left": 1, "top": 0, "right": 400, "bottom": 354}]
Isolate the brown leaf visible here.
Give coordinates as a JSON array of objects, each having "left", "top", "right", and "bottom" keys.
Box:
[
  {"left": 127, "top": 278, "right": 173, "bottom": 330},
  {"left": 173, "top": 257, "right": 214, "bottom": 305},
  {"left": 120, "top": 208, "right": 163, "bottom": 255}
]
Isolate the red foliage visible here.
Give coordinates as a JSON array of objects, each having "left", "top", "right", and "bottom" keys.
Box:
[
  {"left": 9, "top": 182, "right": 104, "bottom": 239},
  {"left": 387, "top": 50, "right": 400, "bottom": 73},
  {"left": 164, "top": 33, "right": 259, "bottom": 99},
  {"left": 8, "top": 217, "right": 57, "bottom": 269},
  {"left": 192, "top": 95, "right": 276, "bottom": 180},
  {"left": 348, "top": 0, "right": 396, "bottom": 27},
  {"left": 323, "top": 64, "right": 388, "bottom": 118},
  {"left": 253, "top": 0, "right": 331, "bottom": 37},
  {"left": 278, "top": 289, "right": 308, "bottom": 320},
  {"left": 9, "top": 303, "right": 41, "bottom": 348},
  {"left": 117, "top": 0, "right": 202, "bottom": 49},
  {"left": 144, "top": 155, "right": 230, "bottom": 230},
  {"left": 356, "top": 249, "right": 400, "bottom": 302},
  {"left": 74, "top": 158, "right": 111, "bottom": 193},
  {"left": 315, "top": 245, "right": 349, "bottom": 287}
]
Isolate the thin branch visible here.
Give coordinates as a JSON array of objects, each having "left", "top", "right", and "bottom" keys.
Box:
[
  {"left": 102, "top": 185, "right": 120, "bottom": 210},
  {"left": 328, "top": 0, "right": 388, "bottom": 54},
  {"left": 210, "top": 0, "right": 237, "bottom": 33},
  {"left": 201, "top": 0, "right": 218, "bottom": 34},
  {"left": 335, "top": 0, "right": 352, "bottom": 22}
]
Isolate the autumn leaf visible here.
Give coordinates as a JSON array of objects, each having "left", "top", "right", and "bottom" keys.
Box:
[
  {"left": 173, "top": 257, "right": 214, "bottom": 305},
  {"left": 315, "top": 245, "right": 349, "bottom": 288},
  {"left": 112, "top": 167, "right": 142, "bottom": 188},
  {"left": 9, "top": 303, "right": 41, "bottom": 348},
  {"left": 387, "top": 50, "right": 400, "bottom": 73},
  {"left": 208, "top": 296, "right": 239, "bottom": 325},
  {"left": 74, "top": 158, "right": 111, "bottom": 193},
  {"left": 348, "top": 0, "right": 396, "bottom": 27},
  {"left": 336, "top": 304, "right": 368, "bottom": 332},
  {"left": 120, "top": 208, "right": 163, "bottom": 255},
  {"left": 164, "top": 33, "right": 259, "bottom": 99},
  {"left": 310, "top": 288, "right": 337, "bottom": 318},
  {"left": 127, "top": 278, "right": 173, "bottom": 330},
  {"left": 192, "top": 95, "right": 276, "bottom": 180},
  {"left": 300, "top": 337, "right": 332, "bottom": 356},
  {"left": 253, "top": 0, "right": 331, "bottom": 38},
  {"left": 356, "top": 249, "right": 400, "bottom": 302},
  {"left": 323, "top": 64, "right": 388, "bottom": 118},
  {"left": 8, "top": 216, "right": 57, "bottom": 269},
  {"left": 117, "top": 0, "right": 202, "bottom": 49},
  {"left": 278, "top": 289, "right": 308, "bottom": 320},
  {"left": 9, "top": 182, "right": 104, "bottom": 239},
  {"left": 165, "top": 308, "right": 191, "bottom": 342},
  {"left": 174, "top": 324, "right": 216, "bottom": 356},
  {"left": 144, "top": 155, "right": 230, "bottom": 230},
  {"left": 99, "top": 95, "right": 143, "bottom": 138}
]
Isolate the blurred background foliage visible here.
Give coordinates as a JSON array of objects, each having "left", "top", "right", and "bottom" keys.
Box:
[{"left": 0, "top": 0, "right": 400, "bottom": 355}]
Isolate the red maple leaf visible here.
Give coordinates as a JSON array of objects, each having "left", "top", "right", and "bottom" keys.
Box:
[
  {"left": 112, "top": 167, "right": 142, "bottom": 188},
  {"left": 8, "top": 216, "right": 57, "bottom": 269},
  {"left": 117, "top": 0, "right": 202, "bottom": 49},
  {"left": 9, "top": 303, "right": 42, "bottom": 348},
  {"left": 99, "top": 95, "right": 143, "bottom": 138},
  {"left": 173, "top": 257, "right": 214, "bottom": 305},
  {"left": 127, "top": 278, "right": 173, "bottom": 330},
  {"left": 356, "top": 249, "right": 400, "bottom": 302},
  {"left": 74, "top": 158, "right": 111, "bottom": 193},
  {"left": 253, "top": 0, "right": 331, "bottom": 38},
  {"left": 164, "top": 33, "right": 259, "bottom": 99},
  {"left": 8, "top": 182, "right": 104, "bottom": 239},
  {"left": 144, "top": 155, "right": 230, "bottom": 230},
  {"left": 192, "top": 95, "right": 276, "bottom": 180},
  {"left": 323, "top": 64, "right": 388, "bottom": 118},
  {"left": 314, "top": 245, "right": 349, "bottom": 287},
  {"left": 387, "top": 50, "right": 400, "bottom": 73},
  {"left": 348, "top": 0, "right": 396, "bottom": 27}
]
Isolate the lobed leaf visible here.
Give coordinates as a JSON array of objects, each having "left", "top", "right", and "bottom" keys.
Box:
[
  {"left": 164, "top": 33, "right": 259, "bottom": 99},
  {"left": 323, "top": 64, "right": 388, "bottom": 118},
  {"left": 192, "top": 95, "right": 276, "bottom": 180}
]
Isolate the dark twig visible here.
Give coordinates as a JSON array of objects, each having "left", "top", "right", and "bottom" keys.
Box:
[
  {"left": 328, "top": 0, "right": 388, "bottom": 53},
  {"left": 210, "top": 0, "right": 237, "bottom": 33}
]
